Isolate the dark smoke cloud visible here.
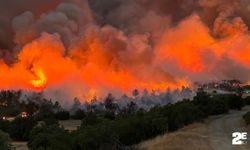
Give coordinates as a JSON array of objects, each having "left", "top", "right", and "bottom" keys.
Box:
[
  {"left": 0, "top": 0, "right": 62, "bottom": 62},
  {"left": 1, "top": 0, "right": 250, "bottom": 85}
]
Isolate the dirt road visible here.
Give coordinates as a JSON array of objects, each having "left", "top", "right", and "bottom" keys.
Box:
[{"left": 208, "top": 108, "right": 250, "bottom": 150}]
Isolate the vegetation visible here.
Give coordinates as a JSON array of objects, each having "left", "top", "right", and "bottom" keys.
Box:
[
  {"left": 28, "top": 123, "right": 72, "bottom": 150},
  {"left": 56, "top": 111, "right": 70, "bottom": 120},
  {"left": 244, "top": 96, "right": 250, "bottom": 105},
  {"left": 71, "top": 109, "right": 86, "bottom": 120},
  {"left": 0, "top": 130, "right": 11, "bottom": 150},
  {"left": 0, "top": 89, "right": 248, "bottom": 150},
  {"left": 243, "top": 111, "right": 250, "bottom": 125},
  {"left": 8, "top": 117, "right": 36, "bottom": 141}
]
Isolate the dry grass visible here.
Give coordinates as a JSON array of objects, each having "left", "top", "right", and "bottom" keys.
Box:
[
  {"left": 11, "top": 142, "right": 29, "bottom": 150},
  {"left": 138, "top": 123, "right": 212, "bottom": 150}
]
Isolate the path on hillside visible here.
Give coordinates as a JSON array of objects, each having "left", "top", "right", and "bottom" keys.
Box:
[{"left": 208, "top": 107, "right": 250, "bottom": 150}]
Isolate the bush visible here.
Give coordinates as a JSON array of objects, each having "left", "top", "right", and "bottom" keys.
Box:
[
  {"left": 28, "top": 124, "right": 72, "bottom": 150},
  {"left": 35, "top": 111, "right": 55, "bottom": 122},
  {"left": 243, "top": 111, "right": 250, "bottom": 125},
  {"left": 193, "top": 91, "right": 213, "bottom": 116},
  {"left": 167, "top": 102, "right": 204, "bottom": 131},
  {"left": 71, "top": 109, "right": 86, "bottom": 120},
  {"left": 244, "top": 96, "right": 250, "bottom": 105},
  {"left": 113, "top": 114, "right": 167, "bottom": 145},
  {"left": 8, "top": 117, "right": 36, "bottom": 141},
  {"left": 73, "top": 121, "right": 120, "bottom": 150},
  {"left": 193, "top": 92, "right": 232, "bottom": 116},
  {"left": 214, "top": 94, "right": 243, "bottom": 110},
  {"left": 0, "top": 130, "right": 11, "bottom": 150},
  {"left": 210, "top": 99, "right": 229, "bottom": 115},
  {"left": 55, "top": 111, "right": 70, "bottom": 120},
  {"left": 0, "top": 120, "right": 10, "bottom": 133},
  {"left": 81, "top": 113, "right": 102, "bottom": 127}
]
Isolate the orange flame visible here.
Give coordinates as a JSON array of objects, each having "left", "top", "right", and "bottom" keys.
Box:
[
  {"left": 31, "top": 69, "right": 47, "bottom": 91},
  {"left": 1, "top": 14, "right": 250, "bottom": 102}
]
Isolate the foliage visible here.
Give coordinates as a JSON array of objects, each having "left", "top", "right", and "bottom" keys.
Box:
[
  {"left": 0, "top": 120, "right": 10, "bottom": 133},
  {"left": 73, "top": 121, "right": 121, "bottom": 150},
  {"left": 55, "top": 111, "right": 70, "bottom": 120},
  {"left": 71, "top": 109, "right": 86, "bottom": 120},
  {"left": 243, "top": 111, "right": 250, "bottom": 125},
  {"left": 244, "top": 96, "right": 250, "bottom": 105},
  {"left": 28, "top": 124, "right": 72, "bottom": 150},
  {"left": 104, "top": 93, "right": 117, "bottom": 112},
  {"left": 0, "top": 130, "right": 11, "bottom": 150},
  {"left": 0, "top": 90, "right": 246, "bottom": 149},
  {"left": 167, "top": 101, "right": 204, "bottom": 131},
  {"left": 193, "top": 91, "right": 236, "bottom": 116},
  {"left": 8, "top": 117, "right": 36, "bottom": 141},
  {"left": 213, "top": 94, "right": 243, "bottom": 110}
]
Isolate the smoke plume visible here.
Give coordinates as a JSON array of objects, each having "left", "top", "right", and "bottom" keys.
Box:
[{"left": 0, "top": 0, "right": 250, "bottom": 105}]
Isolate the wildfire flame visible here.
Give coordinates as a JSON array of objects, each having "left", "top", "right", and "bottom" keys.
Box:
[
  {"left": 1, "top": 1, "right": 250, "bottom": 103},
  {"left": 31, "top": 69, "right": 47, "bottom": 90}
]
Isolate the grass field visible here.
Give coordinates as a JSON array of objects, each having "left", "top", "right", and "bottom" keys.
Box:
[
  {"left": 138, "top": 123, "right": 212, "bottom": 150},
  {"left": 11, "top": 142, "right": 28, "bottom": 150}
]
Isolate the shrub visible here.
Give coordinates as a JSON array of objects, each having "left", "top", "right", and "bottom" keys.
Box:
[
  {"left": 114, "top": 114, "right": 167, "bottom": 145},
  {"left": 28, "top": 124, "right": 72, "bottom": 150},
  {"left": 243, "top": 111, "right": 250, "bottom": 125},
  {"left": 0, "top": 120, "right": 10, "bottom": 133},
  {"left": 167, "top": 102, "right": 204, "bottom": 131},
  {"left": 244, "top": 96, "right": 250, "bottom": 105},
  {"left": 193, "top": 92, "right": 231, "bottom": 116},
  {"left": 8, "top": 117, "right": 36, "bottom": 141},
  {"left": 55, "top": 111, "right": 70, "bottom": 120},
  {"left": 0, "top": 130, "right": 11, "bottom": 150},
  {"left": 71, "top": 109, "right": 86, "bottom": 120},
  {"left": 214, "top": 94, "right": 243, "bottom": 110},
  {"left": 73, "top": 121, "right": 120, "bottom": 150}
]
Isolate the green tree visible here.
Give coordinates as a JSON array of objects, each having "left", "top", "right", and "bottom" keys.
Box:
[
  {"left": 8, "top": 117, "right": 36, "bottom": 141},
  {"left": 28, "top": 124, "right": 72, "bottom": 150},
  {"left": 74, "top": 121, "right": 120, "bottom": 150}
]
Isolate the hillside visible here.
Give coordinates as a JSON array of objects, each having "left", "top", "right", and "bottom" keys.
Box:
[{"left": 139, "top": 107, "right": 250, "bottom": 150}]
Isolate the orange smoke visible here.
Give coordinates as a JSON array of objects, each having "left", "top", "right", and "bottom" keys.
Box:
[
  {"left": 1, "top": 14, "right": 250, "bottom": 102},
  {"left": 0, "top": 32, "right": 189, "bottom": 101}
]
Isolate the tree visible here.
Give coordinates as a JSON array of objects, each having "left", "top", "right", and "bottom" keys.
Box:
[
  {"left": 70, "top": 98, "right": 81, "bottom": 114},
  {"left": 193, "top": 90, "right": 212, "bottom": 116},
  {"left": 8, "top": 117, "right": 36, "bottom": 141},
  {"left": 0, "top": 130, "right": 11, "bottom": 150},
  {"left": 104, "top": 93, "right": 117, "bottom": 112},
  {"left": 74, "top": 121, "right": 120, "bottom": 150},
  {"left": 55, "top": 111, "right": 70, "bottom": 120},
  {"left": 132, "top": 89, "right": 139, "bottom": 98},
  {"left": 28, "top": 124, "right": 72, "bottom": 150},
  {"left": 71, "top": 109, "right": 86, "bottom": 120},
  {"left": 23, "top": 100, "right": 39, "bottom": 116},
  {"left": 0, "top": 90, "right": 22, "bottom": 117},
  {"left": 127, "top": 101, "right": 138, "bottom": 114}
]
